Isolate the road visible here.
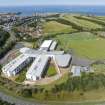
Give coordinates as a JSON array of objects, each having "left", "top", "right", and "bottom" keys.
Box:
[{"left": 0, "top": 90, "right": 46, "bottom": 105}]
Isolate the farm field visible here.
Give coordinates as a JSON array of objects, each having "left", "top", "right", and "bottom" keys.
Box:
[{"left": 43, "top": 20, "right": 76, "bottom": 34}]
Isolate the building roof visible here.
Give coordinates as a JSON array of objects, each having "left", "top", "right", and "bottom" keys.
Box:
[
  {"left": 20, "top": 47, "right": 64, "bottom": 57},
  {"left": 40, "top": 40, "right": 53, "bottom": 48},
  {"left": 2, "top": 54, "right": 29, "bottom": 72},
  {"left": 49, "top": 41, "right": 57, "bottom": 51},
  {"left": 71, "top": 66, "right": 81, "bottom": 76},
  {"left": 26, "top": 55, "right": 49, "bottom": 78},
  {"left": 20, "top": 47, "right": 30, "bottom": 53},
  {"left": 55, "top": 54, "right": 72, "bottom": 67}
]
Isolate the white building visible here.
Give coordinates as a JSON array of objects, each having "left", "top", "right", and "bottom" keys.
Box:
[
  {"left": 39, "top": 40, "right": 53, "bottom": 51},
  {"left": 49, "top": 41, "right": 57, "bottom": 51},
  {"left": 71, "top": 66, "right": 93, "bottom": 77},
  {"left": 71, "top": 66, "right": 81, "bottom": 77},
  {"left": 55, "top": 54, "right": 72, "bottom": 68},
  {"left": 26, "top": 55, "right": 50, "bottom": 81},
  {"left": 2, "top": 54, "right": 32, "bottom": 77},
  {"left": 2, "top": 40, "right": 72, "bottom": 81}
]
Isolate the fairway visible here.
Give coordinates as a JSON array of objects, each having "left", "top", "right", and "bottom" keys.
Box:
[
  {"left": 62, "top": 15, "right": 103, "bottom": 29},
  {"left": 43, "top": 21, "right": 76, "bottom": 34},
  {"left": 54, "top": 32, "right": 105, "bottom": 60}
]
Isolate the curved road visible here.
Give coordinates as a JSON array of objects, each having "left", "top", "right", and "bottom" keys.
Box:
[{"left": 0, "top": 91, "right": 46, "bottom": 105}]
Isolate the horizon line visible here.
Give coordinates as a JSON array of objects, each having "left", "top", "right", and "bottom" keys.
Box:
[{"left": 0, "top": 4, "right": 105, "bottom": 7}]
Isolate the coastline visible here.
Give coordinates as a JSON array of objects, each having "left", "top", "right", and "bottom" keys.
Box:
[{"left": 0, "top": 5, "right": 105, "bottom": 16}]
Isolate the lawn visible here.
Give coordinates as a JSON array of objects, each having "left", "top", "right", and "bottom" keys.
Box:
[
  {"left": 46, "top": 64, "right": 57, "bottom": 77},
  {"left": 15, "top": 68, "right": 27, "bottom": 83},
  {"left": 62, "top": 15, "right": 103, "bottom": 29},
  {"left": 43, "top": 21, "right": 76, "bottom": 34},
  {"left": 54, "top": 32, "right": 105, "bottom": 60}
]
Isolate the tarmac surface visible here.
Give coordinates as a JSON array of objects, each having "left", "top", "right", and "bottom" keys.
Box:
[{"left": 71, "top": 55, "right": 93, "bottom": 67}]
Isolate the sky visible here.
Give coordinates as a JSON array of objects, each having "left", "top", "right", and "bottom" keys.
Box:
[{"left": 0, "top": 0, "right": 105, "bottom": 6}]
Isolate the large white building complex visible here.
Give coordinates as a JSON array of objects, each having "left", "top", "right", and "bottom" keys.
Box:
[{"left": 2, "top": 40, "right": 72, "bottom": 81}]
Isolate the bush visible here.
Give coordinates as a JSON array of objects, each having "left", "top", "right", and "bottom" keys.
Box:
[
  {"left": 21, "top": 88, "right": 32, "bottom": 97},
  {"left": 51, "top": 73, "right": 105, "bottom": 93}
]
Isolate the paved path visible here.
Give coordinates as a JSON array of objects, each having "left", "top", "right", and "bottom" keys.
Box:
[{"left": 0, "top": 91, "right": 46, "bottom": 105}]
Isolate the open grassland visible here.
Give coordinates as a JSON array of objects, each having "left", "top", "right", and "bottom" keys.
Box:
[
  {"left": 54, "top": 32, "right": 105, "bottom": 60},
  {"left": 43, "top": 21, "right": 76, "bottom": 34},
  {"left": 62, "top": 15, "right": 103, "bottom": 29}
]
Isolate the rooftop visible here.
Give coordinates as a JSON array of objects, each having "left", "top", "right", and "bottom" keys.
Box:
[
  {"left": 26, "top": 55, "right": 50, "bottom": 77},
  {"left": 71, "top": 66, "right": 81, "bottom": 77},
  {"left": 2, "top": 54, "right": 29, "bottom": 72},
  {"left": 40, "top": 40, "right": 53, "bottom": 49},
  {"left": 55, "top": 54, "right": 72, "bottom": 67}
]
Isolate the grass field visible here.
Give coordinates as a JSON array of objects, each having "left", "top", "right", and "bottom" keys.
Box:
[
  {"left": 54, "top": 32, "right": 105, "bottom": 60},
  {"left": 62, "top": 15, "right": 103, "bottom": 29},
  {"left": 15, "top": 68, "right": 27, "bottom": 82},
  {"left": 43, "top": 21, "right": 76, "bottom": 34},
  {"left": 46, "top": 64, "right": 57, "bottom": 77}
]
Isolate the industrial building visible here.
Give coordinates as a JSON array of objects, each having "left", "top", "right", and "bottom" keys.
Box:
[{"left": 2, "top": 40, "right": 72, "bottom": 81}]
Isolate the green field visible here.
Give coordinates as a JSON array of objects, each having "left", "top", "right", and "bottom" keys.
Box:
[
  {"left": 43, "top": 21, "right": 76, "bottom": 34},
  {"left": 54, "top": 32, "right": 105, "bottom": 60},
  {"left": 62, "top": 15, "right": 103, "bottom": 29}
]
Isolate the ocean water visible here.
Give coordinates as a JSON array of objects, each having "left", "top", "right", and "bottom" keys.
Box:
[{"left": 0, "top": 5, "right": 105, "bottom": 16}]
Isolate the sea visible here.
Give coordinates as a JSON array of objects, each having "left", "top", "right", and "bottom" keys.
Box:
[{"left": 0, "top": 5, "right": 105, "bottom": 16}]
